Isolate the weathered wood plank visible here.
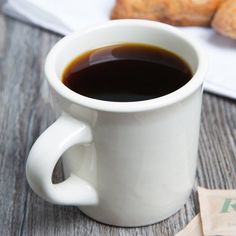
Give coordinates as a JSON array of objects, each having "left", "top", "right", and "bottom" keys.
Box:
[
  {"left": 0, "top": 6, "right": 235, "bottom": 236},
  {"left": 0, "top": 9, "right": 60, "bottom": 236}
]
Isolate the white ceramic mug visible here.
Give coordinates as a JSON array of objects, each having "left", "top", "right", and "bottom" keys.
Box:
[{"left": 26, "top": 20, "right": 207, "bottom": 227}]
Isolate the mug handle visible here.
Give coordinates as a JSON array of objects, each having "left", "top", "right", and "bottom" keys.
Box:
[{"left": 26, "top": 113, "right": 98, "bottom": 205}]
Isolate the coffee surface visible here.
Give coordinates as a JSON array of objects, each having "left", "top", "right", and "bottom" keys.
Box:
[{"left": 62, "top": 43, "right": 192, "bottom": 102}]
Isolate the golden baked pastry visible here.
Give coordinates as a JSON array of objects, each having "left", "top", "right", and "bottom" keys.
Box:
[
  {"left": 111, "top": 0, "right": 223, "bottom": 26},
  {"left": 212, "top": 0, "right": 236, "bottom": 39}
]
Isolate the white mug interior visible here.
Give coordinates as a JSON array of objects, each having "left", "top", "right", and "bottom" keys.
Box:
[{"left": 45, "top": 19, "right": 207, "bottom": 112}]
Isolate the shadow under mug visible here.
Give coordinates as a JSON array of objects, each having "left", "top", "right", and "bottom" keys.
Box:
[{"left": 26, "top": 20, "right": 207, "bottom": 227}]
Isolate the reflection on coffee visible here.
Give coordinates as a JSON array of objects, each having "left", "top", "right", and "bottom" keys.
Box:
[{"left": 62, "top": 43, "right": 192, "bottom": 102}]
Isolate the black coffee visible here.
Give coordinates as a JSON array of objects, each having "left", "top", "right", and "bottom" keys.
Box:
[{"left": 62, "top": 43, "right": 192, "bottom": 102}]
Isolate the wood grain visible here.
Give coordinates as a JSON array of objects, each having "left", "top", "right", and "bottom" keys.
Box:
[{"left": 0, "top": 5, "right": 236, "bottom": 236}]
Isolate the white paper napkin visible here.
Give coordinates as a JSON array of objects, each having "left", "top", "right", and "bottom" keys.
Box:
[
  {"left": 180, "top": 27, "right": 236, "bottom": 99},
  {"left": 3, "top": 0, "right": 236, "bottom": 99},
  {"left": 3, "top": 0, "right": 116, "bottom": 35}
]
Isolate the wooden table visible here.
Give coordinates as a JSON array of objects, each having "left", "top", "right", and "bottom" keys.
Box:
[{"left": 1, "top": 3, "right": 236, "bottom": 236}]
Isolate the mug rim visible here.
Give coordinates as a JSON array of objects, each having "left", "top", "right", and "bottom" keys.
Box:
[{"left": 45, "top": 19, "right": 207, "bottom": 113}]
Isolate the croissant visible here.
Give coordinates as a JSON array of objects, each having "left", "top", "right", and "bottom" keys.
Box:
[
  {"left": 212, "top": 0, "right": 236, "bottom": 39},
  {"left": 111, "top": 0, "right": 224, "bottom": 26}
]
